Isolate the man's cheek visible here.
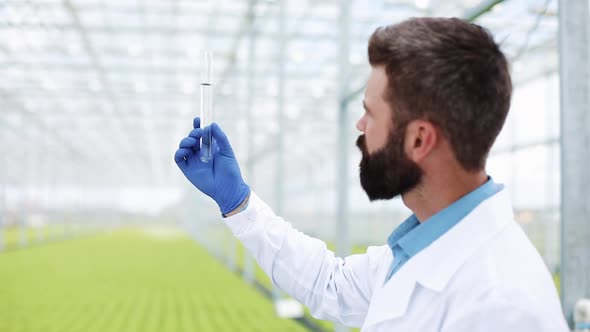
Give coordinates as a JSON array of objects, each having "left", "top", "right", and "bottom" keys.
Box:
[{"left": 367, "top": 137, "right": 384, "bottom": 155}]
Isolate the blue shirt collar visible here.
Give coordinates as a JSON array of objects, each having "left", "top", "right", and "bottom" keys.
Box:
[{"left": 387, "top": 177, "right": 504, "bottom": 258}]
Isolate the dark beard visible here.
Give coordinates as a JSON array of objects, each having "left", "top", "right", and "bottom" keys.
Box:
[{"left": 356, "top": 128, "right": 423, "bottom": 201}]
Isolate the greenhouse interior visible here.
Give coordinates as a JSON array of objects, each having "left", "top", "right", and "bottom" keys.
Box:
[{"left": 1, "top": 0, "right": 589, "bottom": 331}]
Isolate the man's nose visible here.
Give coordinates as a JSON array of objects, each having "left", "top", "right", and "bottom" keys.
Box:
[{"left": 356, "top": 116, "right": 365, "bottom": 132}]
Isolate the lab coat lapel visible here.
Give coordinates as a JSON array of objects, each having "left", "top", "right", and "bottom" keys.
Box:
[
  {"left": 362, "top": 243, "right": 423, "bottom": 327},
  {"left": 362, "top": 189, "right": 514, "bottom": 328}
]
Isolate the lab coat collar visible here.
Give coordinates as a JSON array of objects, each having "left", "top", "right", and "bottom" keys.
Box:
[{"left": 363, "top": 188, "right": 514, "bottom": 328}]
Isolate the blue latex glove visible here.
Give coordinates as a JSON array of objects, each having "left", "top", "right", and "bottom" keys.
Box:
[{"left": 174, "top": 117, "right": 250, "bottom": 215}]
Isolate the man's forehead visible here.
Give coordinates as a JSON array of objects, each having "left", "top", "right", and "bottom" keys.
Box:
[{"left": 365, "top": 67, "right": 388, "bottom": 102}]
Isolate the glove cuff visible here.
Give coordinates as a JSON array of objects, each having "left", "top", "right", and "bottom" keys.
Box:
[{"left": 220, "top": 184, "right": 251, "bottom": 215}]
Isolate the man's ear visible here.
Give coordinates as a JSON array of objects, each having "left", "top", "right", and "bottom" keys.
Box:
[{"left": 405, "top": 120, "right": 438, "bottom": 162}]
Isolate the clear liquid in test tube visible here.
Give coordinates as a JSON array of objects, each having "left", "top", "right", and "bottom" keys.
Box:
[{"left": 200, "top": 51, "right": 213, "bottom": 162}]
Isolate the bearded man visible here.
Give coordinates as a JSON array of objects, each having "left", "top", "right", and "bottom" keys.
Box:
[{"left": 175, "top": 17, "right": 568, "bottom": 332}]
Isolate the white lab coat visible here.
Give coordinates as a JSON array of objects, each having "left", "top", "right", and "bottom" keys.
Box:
[{"left": 223, "top": 189, "right": 569, "bottom": 331}]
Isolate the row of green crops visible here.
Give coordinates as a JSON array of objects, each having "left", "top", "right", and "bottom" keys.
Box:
[{"left": 0, "top": 228, "right": 307, "bottom": 332}]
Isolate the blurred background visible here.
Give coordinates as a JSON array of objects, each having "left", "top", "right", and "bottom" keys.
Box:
[{"left": 1, "top": 0, "right": 588, "bottom": 331}]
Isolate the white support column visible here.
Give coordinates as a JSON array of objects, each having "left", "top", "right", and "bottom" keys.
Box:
[
  {"left": 558, "top": 0, "right": 590, "bottom": 327},
  {"left": 243, "top": 0, "right": 257, "bottom": 285},
  {"left": 336, "top": 1, "right": 351, "bottom": 331},
  {"left": 272, "top": 0, "right": 287, "bottom": 304}
]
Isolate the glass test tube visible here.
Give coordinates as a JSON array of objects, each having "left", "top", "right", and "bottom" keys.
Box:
[{"left": 200, "top": 51, "right": 213, "bottom": 162}]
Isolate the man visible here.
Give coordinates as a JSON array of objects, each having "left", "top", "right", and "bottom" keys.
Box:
[{"left": 175, "top": 18, "right": 568, "bottom": 331}]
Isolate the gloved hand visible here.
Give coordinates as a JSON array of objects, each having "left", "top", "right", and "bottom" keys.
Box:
[{"left": 174, "top": 117, "right": 250, "bottom": 215}]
